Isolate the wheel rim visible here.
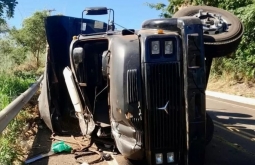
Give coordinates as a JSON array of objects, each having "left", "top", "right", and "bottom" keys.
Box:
[{"left": 193, "top": 9, "right": 230, "bottom": 35}]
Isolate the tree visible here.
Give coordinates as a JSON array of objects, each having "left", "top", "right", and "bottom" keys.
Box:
[
  {"left": 0, "top": 23, "right": 9, "bottom": 33},
  {"left": 147, "top": 0, "right": 255, "bottom": 80},
  {"left": 146, "top": 0, "right": 253, "bottom": 17},
  {"left": 147, "top": 0, "right": 253, "bottom": 18},
  {"left": 0, "top": 0, "right": 18, "bottom": 25},
  {"left": 0, "top": 38, "right": 12, "bottom": 57},
  {"left": 10, "top": 11, "right": 49, "bottom": 67},
  {"left": 0, "top": 38, "right": 27, "bottom": 65},
  {"left": 145, "top": 3, "right": 172, "bottom": 18}
]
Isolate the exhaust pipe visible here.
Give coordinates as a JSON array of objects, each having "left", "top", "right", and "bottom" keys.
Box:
[{"left": 63, "top": 67, "right": 95, "bottom": 136}]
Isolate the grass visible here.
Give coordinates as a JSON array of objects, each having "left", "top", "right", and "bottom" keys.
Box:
[
  {"left": 208, "top": 75, "right": 255, "bottom": 98},
  {"left": 0, "top": 73, "right": 35, "bottom": 109},
  {"left": 208, "top": 57, "right": 255, "bottom": 98},
  {"left": 0, "top": 72, "right": 36, "bottom": 165}
]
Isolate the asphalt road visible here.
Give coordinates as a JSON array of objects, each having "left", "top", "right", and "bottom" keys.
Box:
[
  {"left": 205, "top": 96, "right": 255, "bottom": 165},
  {"left": 26, "top": 96, "right": 255, "bottom": 165}
]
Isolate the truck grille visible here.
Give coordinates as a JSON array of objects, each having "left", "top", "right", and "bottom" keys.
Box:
[
  {"left": 127, "top": 69, "right": 138, "bottom": 103},
  {"left": 146, "top": 62, "right": 182, "bottom": 149}
]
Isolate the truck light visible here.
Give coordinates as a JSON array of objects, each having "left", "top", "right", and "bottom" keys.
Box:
[
  {"left": 157, "top": 29, "right": 164, "bottom": 34},
  {"left": 167, "top": 152, "right": 174, "bottom": 163},
  {"left": 155, "top": 153, "right": 163, "bottom": 164},
  {"left": 165, "top": 41, "right": 173, "bottom": 54},
  {"left": 151, "top": 41, "right": 160, "bottom": 55}
]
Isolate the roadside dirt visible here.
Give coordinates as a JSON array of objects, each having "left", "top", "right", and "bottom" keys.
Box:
[
  {"left": 21, "top": 120, "right": 111, "bottom": 165},
  {"left": 207, "top": 77, "right": 255, "bottom": 98},
  {"left": 18, "top": 93, "right": 109, "bottom": 165}
]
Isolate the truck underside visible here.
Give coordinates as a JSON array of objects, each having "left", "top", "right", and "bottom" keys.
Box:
[
  {"left": 40, "top": 16, "right": 111, "bottom": 135},
  {"left": 39, "top": 6, "right": 243, "bottom": 165}
]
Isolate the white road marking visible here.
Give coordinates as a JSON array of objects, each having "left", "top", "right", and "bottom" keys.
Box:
[
  {"left": 206, "top": 91, "right": 255, "bottom": 106},
  {"left": 207, "top": 97, "right": 255, "bottom": 111}
]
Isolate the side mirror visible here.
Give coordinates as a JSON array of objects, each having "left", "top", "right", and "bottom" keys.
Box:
[
  {"left": 73, "top": 47, "right": 84, "bottom": 64},
  {"left": 84, "top": 7, "right": 108, "bottom": 15}
]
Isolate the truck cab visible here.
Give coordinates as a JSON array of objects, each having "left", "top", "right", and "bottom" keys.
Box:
[{"left": 39, "top": 6, "right": 243, "bottom": 165}]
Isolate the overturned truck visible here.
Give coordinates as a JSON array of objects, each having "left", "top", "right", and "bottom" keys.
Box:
[{"left": 39, "top": 6, "right": 243, "bottom": 165}]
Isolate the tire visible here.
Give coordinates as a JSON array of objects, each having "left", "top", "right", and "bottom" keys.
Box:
[
  {"left": 206, "top": 113, "right": 214, "bottom": 145},
  {"left": 173, "top": 5, "right": 244, "bottom": 58}
]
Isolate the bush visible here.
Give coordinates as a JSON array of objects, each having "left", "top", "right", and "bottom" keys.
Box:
[
  {"left": 0, "top": 73, "right": 35, "bottom": 108},
  {"left": 210, "top": 4, "right": 255, "bottom": 82},
  {"left": 0, "top": 72, "right": 35, "bottom": 164}
]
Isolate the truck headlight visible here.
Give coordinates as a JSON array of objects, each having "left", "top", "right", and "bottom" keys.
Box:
[
  {"left": 165, "top": 41, "right": 173, "bottom": 54},
  {"left": 151, "top": 41, "right": 160, "bottom": 55},
  {"left": 167, "top": 152, "right": 174, "bottom": 163},
  {"left": 155, "top": 153, "right": 163, "bottom": 164}
]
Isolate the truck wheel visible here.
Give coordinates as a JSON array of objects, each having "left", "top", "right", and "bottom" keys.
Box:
[
  {"left": 206, "top": 113, "right": 214, "bottom": 145},
  {"left": 173, "top": 6, "right": 244, "bottom": 57}
]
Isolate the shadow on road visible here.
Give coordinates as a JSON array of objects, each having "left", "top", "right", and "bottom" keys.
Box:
[
  {"left": 207, "top": 109, "right": 255, "bottom": 135},
  {"left": 25, "top": 120, "right": 52, "bottom": 165},
  {"left": 205, "top": 134, "right": 255, "bottom": 165},
  {"left": 205, "top": 109, "right": 255, "bottom": 165}
]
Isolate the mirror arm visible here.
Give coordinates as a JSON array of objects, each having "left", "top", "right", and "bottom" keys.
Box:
[
  {"left": 81, "top": 10, "right": 85, "bottom": 35},
  {"left": 107, "top": 8, "right": 114, "bottom": 31},
  {"left": 81, "top": 8, "right": 115, "bottom": 34}
]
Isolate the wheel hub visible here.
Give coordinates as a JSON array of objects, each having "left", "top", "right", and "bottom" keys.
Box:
[{"left": 193, "top": 9, "right": 229, "bottom": 35}]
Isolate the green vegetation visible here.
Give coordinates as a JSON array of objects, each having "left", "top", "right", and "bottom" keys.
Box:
[
  {"left": 11, "top": 11, "right": 48, "bottom": 67},
  {"left": 0, "top": 0, "right": 18, "bottom": 25},
  {"left": 0, "top": 71, "right": 37, "bottom": 164},
  {"left": 0, "top": 10, "right": 48, "bottom": 164},
  {"left": 0, "top": 73, "right": 35, "bottom": 109},
  {"left": 147, "top": 0, "right": 255, "bottom": 82},
  {"left": 0, "top": 59, "right": 39, "bottom": 164}
]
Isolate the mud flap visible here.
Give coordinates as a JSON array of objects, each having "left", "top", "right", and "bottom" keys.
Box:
[{"left": 63, "top": 67, "right": 95, "bottom": 135}]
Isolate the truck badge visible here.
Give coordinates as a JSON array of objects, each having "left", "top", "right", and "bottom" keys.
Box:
[{"left": 157, "top": 101, "right": 169, "bottom": 114}]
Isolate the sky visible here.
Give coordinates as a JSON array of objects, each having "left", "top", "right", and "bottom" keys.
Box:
[{"left": 7, "top": 0, "right": 169, "bottom": 30}]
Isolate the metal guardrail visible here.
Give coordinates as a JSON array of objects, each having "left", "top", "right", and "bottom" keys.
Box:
[{"left": 0, "top": 75, "right": 44, "bottom": 133}]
